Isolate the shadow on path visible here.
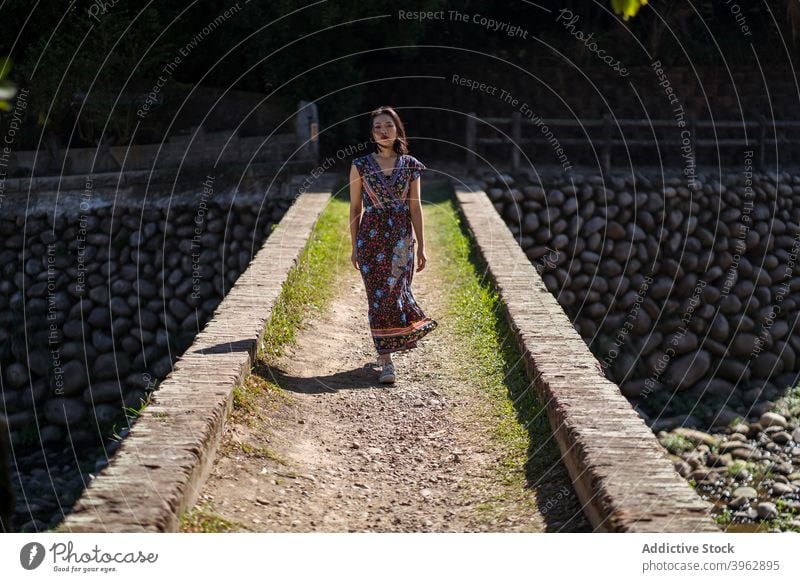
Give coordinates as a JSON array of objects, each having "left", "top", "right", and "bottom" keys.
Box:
[{"left": 255, "top": 363, "right": 390, "bottom": 394}]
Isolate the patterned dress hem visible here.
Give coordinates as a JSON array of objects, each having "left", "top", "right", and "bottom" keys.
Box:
[{"left": 373, "top": 317, "right": 438, "bottom": 354}]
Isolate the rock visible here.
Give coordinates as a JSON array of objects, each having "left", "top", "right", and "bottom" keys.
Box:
[
  {"left": 707, "top": 452, "right": 733, "bottom": 467},
  {"left": 756, "top": 502, "right": 778, "bottom": 520},
  {"left": 733, "top": 508, "right": 758, "bottom": 520},
  {"left": 488, "top": 187, "right": 503, "bottom": 201},
  {"left": 728, "top": 496, "right": 750, "bottom": 509},
  {"left": 673, "top": 460, "right": 691, "bottom": 478},
  {"left": 109, "top": 296, "right": 132, "bottom": 317},
  {"left": 44, "top": 398, "right": 88, "bottom": 427},
  {"left": 707, "top": 405, "right": 745, "bottom": 428},
  {"left": 770, "top": 482, "right": 794, "bottom": 496},
  {"left": 770, "top": 319, "right": 790, "bottom": 341},
  {"left": 708, "top": 313, "right": 730, "bottom": 341},
  {"left": 719, "top": 440, "right": 754, "bottom": 454},
  {"left": 673, "top": 428, "right": 720, "bottom": 448},
  {"left": 3, "top": 362, "right": 28, "bottom": 389},
  {"left": 650, "top": 415, "right": 702, "bottom": 432},
  {"left": 732, "top": 486, "right": 758, "bottom": 499},
  {"left": 760, "top": 412, "right": 787, "bottom": 429},
  {"left": 751, "top": 352, "right": 783, "bottom": 378},
  {"left": 38, "top": 425, "right": 63, "bottom": 444},
  {"left": 27, "top": 350, "right": 51, "bottom": 377},
  {"left": 730, "top": 333, "right": 757, "bottom": 357},
  {"left": 731, "top": 447, "right": 760, "bottom": 460},
  {"left": 57, "top": 360, "right": 89, "bottom": 397},
  {"left": 717, "top": 358, "right": 751, "bottom": 382},
  {"left": 771, "top": 431, "right": 792, "bottom": 445},
  {"left": 607, "top": 222, "right": 626, "bottom": 239},
  {"left": 689, "top": 468, "right": 711, "bottom": 481},
  {"left": 522, "top": 214, "right": 539, "bottom": 234},
  {"left": 671, "top": 332, "right": 699, "bottom": 355},
  {"left": 93, "top": 353, "right": 130, "bottom": 380},
  {"left": 663, "top": 351, "right": 711, "bottom": 390},
  {"left": 697, "top": 378, "right": 736, "bottom": 399},
  {"left": 83, "top": 381, "right": 124, "bottom": 404},
  {"left": 720, "top": 294, "right": 742, "bottom": 314},
  {"left": 731, "top": 422, "right": 750, "bottom": 435}
]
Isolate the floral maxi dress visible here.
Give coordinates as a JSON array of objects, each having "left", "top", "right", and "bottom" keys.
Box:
[{"left": 353, "top": 153, "right": 438, "bottom": 355}]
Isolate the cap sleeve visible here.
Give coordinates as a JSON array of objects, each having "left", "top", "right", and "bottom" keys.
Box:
[
  {"left": 352, "top": 156, "right": 364, "bottom": 177},
  {"left": 410, "top": 156, "right": 426, "bottom": 181}
]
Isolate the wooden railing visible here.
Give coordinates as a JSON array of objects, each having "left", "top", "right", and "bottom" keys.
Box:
[{"left": 466, "top": 111, "right": 800, "bottom": 174}]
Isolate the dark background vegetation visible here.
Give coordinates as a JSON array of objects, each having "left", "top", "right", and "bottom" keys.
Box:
[{"left": 1, "top": 0, "right": 798, "bottom": 165}]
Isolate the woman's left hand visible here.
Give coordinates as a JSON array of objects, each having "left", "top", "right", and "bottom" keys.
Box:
[{"left": 416, "top": 247, "right": 427, "bottom": 272}]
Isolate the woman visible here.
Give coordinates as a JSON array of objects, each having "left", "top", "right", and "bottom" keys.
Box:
[{"left": 349, "top": 106, "right": 438, "bottom": 384}]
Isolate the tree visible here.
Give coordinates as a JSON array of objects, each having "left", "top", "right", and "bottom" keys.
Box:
[
  {"left": 612, "top": 0, "right": 649, "bottom": 20},
  {"left": 18, "top": 5, "right": 172, "bottom": 147}
]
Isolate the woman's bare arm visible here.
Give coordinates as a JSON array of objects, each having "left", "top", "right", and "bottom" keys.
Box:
[
  {"left": 349, "top": 163, "right": 363, "bottom": 270},
  {"left": 408, "top": 175, "right": 427, "bottom": 272}
]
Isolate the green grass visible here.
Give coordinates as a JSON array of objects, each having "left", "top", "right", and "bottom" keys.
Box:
[
  {"left": 658, "top": 433, "right": 694, "bottom": 455},
  {"left": 713, "top": 507, "right": 733, "bottom": 526},
  {"left": 233, "top": 381, "right": 261, "bottom": 417},
  {"left": 238, "top": 442, "right": 287, "bottom": 464},
  {"left": 771, "top": 383, "right": 800, "bottom": 419},
  {"left": 257, "top": 190, "right": 351, "bottom": 362},
  {"left": 424, "top": 183, "right": 559, "bottom": 496},
  {"left": 180, "top": 501, "right": 241, "bottom": 533},
  {"left": 727, "top": 459, "right": 750, "bottom": 478}
]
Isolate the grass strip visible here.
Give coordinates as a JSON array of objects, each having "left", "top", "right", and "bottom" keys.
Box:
[
  {"left": 424, "top": 183, "right": 561, "bottom": 490},
  {"left": 257, "top": 191, "right": 352, "bottom": 363}
]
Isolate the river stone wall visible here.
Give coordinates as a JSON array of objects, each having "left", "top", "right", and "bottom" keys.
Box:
[
  {"left": 482, "top": 169, "right": 800, "bottom": 429},
  {"left": 0, "top": 186, "right": 292, "bottom": 447}
]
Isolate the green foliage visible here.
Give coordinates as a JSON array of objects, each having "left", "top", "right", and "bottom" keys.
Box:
[
  {"left": 659, "top": 432, "right": 693, "bottom": 455},
  {"left": 713, "top": 507, "right": 732, "bottom": 525},
  {"left": 18, "top": 5, "right": 173, "bottom": 145},
  {"left": 0, "top": 56, "right": 16, "bottom": 111},
  {"left": 726, "top": 459, "right": 750, "bottom": 478},
  {"left": 611, "top": 0, "right": 649, "bottom": 21},
  {"left": 180, "top": 501, "right": 240, "bottom": 533}
]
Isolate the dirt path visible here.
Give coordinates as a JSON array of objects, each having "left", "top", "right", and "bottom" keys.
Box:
[{"left": 192, "top": 222, "right": 590, "bottom": 532}]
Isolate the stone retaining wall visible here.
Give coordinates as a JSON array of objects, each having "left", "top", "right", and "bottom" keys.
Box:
[
  {"left": 453, "top": 178, "right": 720, "bottom": 532},
  {"left": 481, "top": 169, "right": 800, "bottom": 430},
  {"left": 0, "top": 174, "right": 297, "bottom": 531},
  {"left": 2, "top": 188, "right": 291, "bottom": 444}
]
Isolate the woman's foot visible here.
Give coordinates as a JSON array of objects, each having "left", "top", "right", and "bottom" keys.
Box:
[
  {"left": 379, "top": 361, "right": 396, "bottom": 384},
  {"left": 377, "top": 354, "right": 395, "bottom": 383}
]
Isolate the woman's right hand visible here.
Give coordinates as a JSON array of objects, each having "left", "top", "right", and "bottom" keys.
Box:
[{"left": 351, "top": 248, "right": 359, "bottom": 270}]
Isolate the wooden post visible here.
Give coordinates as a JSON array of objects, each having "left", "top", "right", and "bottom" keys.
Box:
[
  {"left": 602, "top": 113, "right": 612, "bottom": 176},
  {"left": 511, "top": 110, "right": 521, "bottom": 172},
  {"left": 466, "top": 112, "right": 477, "bottom": 174}
]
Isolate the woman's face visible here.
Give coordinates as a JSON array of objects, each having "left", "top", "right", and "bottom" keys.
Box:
[{"left": 372, "top": 114, "right": 397, "bottom": 150}]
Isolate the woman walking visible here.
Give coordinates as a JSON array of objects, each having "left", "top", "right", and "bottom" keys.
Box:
[{"left": 349, "top": 106, "right": 438, "bottom": 383}]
